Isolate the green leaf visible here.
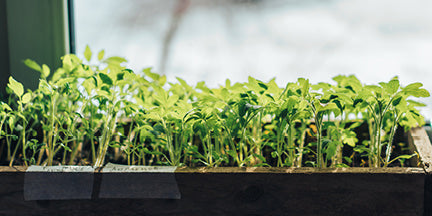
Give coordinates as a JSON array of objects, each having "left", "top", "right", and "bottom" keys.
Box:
[
  {"left": 392, "top": 96, "right": 402, "bottom": 107},
  {"left": 116, "top": 71, "right": 125, "bottom": 81},
  {"left": 104, "top": 56, "right": 127, "bottom": 65},
  {"left": 167, "top": 95, "right": 179, "bottom": 108},
  {"left": 159, "top": 75, "right": 167, "bottom": 86},
  {"left": 238, "top": 100, "right": 247, "bottom": 117},
  {"left": 22, "top": 92, "right": 32, "bottom": 104},
  {"left": 334, "top": 100, "right": 344, "bottom": 112},
  {"left": 54, "top": 77, "right": 75, "bottom": 87},
  {"left": 325, "top": 140, "right": 339, "bottom": 160},
  {"left": 8, "top": 116, "right": 15, "bottom": 130},
  {"left": 343, "top": 156, "right": 352, "bottom": 164},
  {"left": 413, "top": 89, "right": 430, "bottom": 97},
  {"left": 285, "top": 97, "right": 297, "bottom": 110},
  {"left": 7, "top": 76, "right": 24, "bottom": 97},
  {"left": 84, "top": 45, "right": 92, "bottom": 62},
  {"left": 145, "top": 113, "right": 162, "bottom": 122},
  {"left": 98, "top": 50, "right": 105, "bottom": 61},
  {"left": 316, "top": 102, "right": 337, "bottom": 112},
  {"left": 342, "top": 130, "right": 358, "bottom": 147},
  {"left": 23, "top": 59, "right": 41, "bottom": 72},
  {"left": 1, "top": 103, "right": 11, "bottom": 111},
  {"left": 404, "top": 82, "right": 423, "bottom": 91},
  {"left": 402, "top": 82, "right": 430, "bottom": 97},
  {"left": 380, "top": 79, "right": 399, "bottom": 95},
  {"left": 258, "top": 82, "right": 268, "bottom": 90},
  {"left": 348, "top": 121, "right": 362, "bottom": 130},
  {"left": 366, "top": 85, "right": 383, "bottom": 95},
  {"left": 37, "top": 79, "right": 51, "bottom": 95},
  {"left": 395, "top": 154, "right": 415, "bottom": 159},
  {"left": 41, "top": 64, "right": 50, "bottom": 78},
  {"left": 407, "top": 100, "right": 426, "bottom": 107},
  {"left": 82, "top": 78, "right": 95, "bottom": 95},
  {"left": 99, "top": 73, "right": 113, "bottom": 85},
  {"left": 353, "top": 99, "right": 363, "bottom": 107},
  {"left": 60, "top": 143, "right": 72, "bottom": 152},
  {"left": 298, "top": 78, "right": 310, "bottom": 98},
  {"left": 143, "top": 68, "right": 159, "bottom": 81},
  {"left": 62, "top": 55, "right": 73, "bottom": 71}
]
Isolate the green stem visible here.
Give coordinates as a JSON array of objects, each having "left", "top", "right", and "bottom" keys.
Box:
[
  {"left": 36, "top": 130, "right": 47, "bottom": 165},
  {"left": 287, "top": 121, "right": 295, "bottom": 166},
  {"left": 62, "top": 142, "right": 68, "bottom": 164},
  {"left": 164, "top": 121, "right": 175, "bottom": 166},
  {"left": 88, "top": 102, "right": 97, "bottom": 164},
  {"left": 384, "top": 115, "right": 399, "bottom": 166},
  {"left": 68, "top": 140, "right": 81, "bottom": 165},
  {"left": 295, "top": 121, "right": 307, "bottom": 167},
  {"left": 276, "top": 120, "right": 284, "bottom": 167},
  {"left": 316, "top": 114, "right": 324, "bottom": 168},
  {"left": 94, "top": 111, "right": 117, "bottom": 167},
  {"left": 226, "top": 129, "right": 240, "bottom": 166},
  {"left": 5, "top": 125, "right": 11, "bottom": 161},
  {"left": 207, "top": 129, "right": 213, "bottom": 166},
  {"left": 9, "top": 135, "right": 22, "bottom": 166},
  {"left": 375, "top": 117, "right": 383, "bottom": 167},
  {"left": 21, "top": 122, "right": 28, "bottom": 167}
]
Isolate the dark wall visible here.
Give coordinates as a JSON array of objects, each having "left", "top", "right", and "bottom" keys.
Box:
[{"left": 0, "top": 0, "right": 11, "bottom": 96}]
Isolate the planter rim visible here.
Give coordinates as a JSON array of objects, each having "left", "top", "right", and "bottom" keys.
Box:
[
  {"left": 409, "top": 127, "right": 432, "bottom": 174},
  {"left": 0, "top": 165, "right": 425, "bottom": 174}
]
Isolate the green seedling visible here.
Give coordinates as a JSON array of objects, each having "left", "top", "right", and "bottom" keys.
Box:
[{"left": 1, "top": 46, "right": 428, "bottom": 169}]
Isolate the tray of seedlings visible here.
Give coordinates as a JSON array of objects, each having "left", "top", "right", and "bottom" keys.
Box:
[{"left": 0, "top": 47, "right": 431, "bottom": 216}]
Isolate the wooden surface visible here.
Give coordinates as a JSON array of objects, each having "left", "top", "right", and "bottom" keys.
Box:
[
  {"left": 0, "top": 127, "right": 430, "bottom": 216},
  {"left": 409, "top": 127, "right": 432, "bottom": 216},
  {"left": 409, "top": 127, "right": 432, "bottom": 174}
]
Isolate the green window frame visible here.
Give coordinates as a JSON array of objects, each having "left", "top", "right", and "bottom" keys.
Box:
[{"left": 0, "top": 0, "right": 73, "bottom": 93}]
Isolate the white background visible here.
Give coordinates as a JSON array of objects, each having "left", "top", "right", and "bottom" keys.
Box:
[{"left": 75, "top": 0, "right": 432, "bottom": 119}]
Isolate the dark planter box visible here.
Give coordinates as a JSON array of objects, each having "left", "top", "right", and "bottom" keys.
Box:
[{"left": 0, "top": 127, "right": 430, "bottom": 216}]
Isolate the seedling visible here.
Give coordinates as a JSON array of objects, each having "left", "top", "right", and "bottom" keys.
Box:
[{"left": 1, "top": 47, "right": 428, "bottom": 169}]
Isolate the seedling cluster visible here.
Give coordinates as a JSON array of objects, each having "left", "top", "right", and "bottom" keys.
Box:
[{"left": 0, "top": 47, "right": 429, "bottom": 168}]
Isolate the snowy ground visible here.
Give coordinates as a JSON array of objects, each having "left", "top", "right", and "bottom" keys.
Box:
[{"left": 75, "top": 0, "right": 432, "bottom": 119}]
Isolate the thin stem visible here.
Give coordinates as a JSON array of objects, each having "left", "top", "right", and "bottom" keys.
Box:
[
  {"left": 287, "top": 121, "right": 295, "bottom": 166},
  {"left": 384, "top": 114, "right": 399, "bottom": 166},
  {"left": 315, "top": 113, "right": 324, "bottom": 168},
  {"left": 5, "top": 124, "right": 11, "bottom": 161},
  {"left": 295, "top": 121, "right": 307, "bottom": 167},
  {"left": 375, "top": 116, "right": 383, "bottom": 167},
  {"left": 36, "top": 130, "right": 47, "bottom": 165},
  {"left": 21, "top": 123, "right": 28, "bottom": 167},
  {"left": 9, "top": 136, "right": 21, "bottom": 166}
]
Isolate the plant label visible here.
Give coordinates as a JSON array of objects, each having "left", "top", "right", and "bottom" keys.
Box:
[
  {"left": 24, "top": 165, "right": 95, "bottom": 200},
  {"left": 98, "top": 163, "right": 180, "bottom": 199}
]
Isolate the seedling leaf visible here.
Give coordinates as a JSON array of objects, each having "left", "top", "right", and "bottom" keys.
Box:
[
  {"left": 41, "top": 64, "right": 50, "bottom": 78},
  {"left": 84, "top": 45, "right": 92, "bottom": 62},
  {"left": 23, "top": 59, "right": 41, "bottom": 72},
  {"left": 98, "top": 49, "right": 105, "bottom": 61},
  {"left": 392, "top": 96, "right": 402, "bottom": 107},
  {"left": 99, "top": 72, "right": 113, "bottom": 85},
  {"left": 22, "top": 93, "right": 31, "bottom": 104},
  {"left": 7, "top": 76, "right": 24, "bottom": 97}
]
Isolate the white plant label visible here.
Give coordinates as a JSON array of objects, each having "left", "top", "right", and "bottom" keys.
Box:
[
  {"left": 26, "top": 165, "right": 95, "bottom": 172},
  {"left": 102, "top": 163, "right": 177, "bottom": 173}
]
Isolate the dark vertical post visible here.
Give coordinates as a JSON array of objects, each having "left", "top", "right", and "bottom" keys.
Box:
[{"left": 68, "top": 0, "right": 76, "bottom": 54}]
